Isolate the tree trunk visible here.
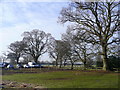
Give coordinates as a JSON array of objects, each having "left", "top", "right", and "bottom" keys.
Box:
[
  {"left": 16, "top": 57, "right": 20, "bottom": 64},
  {"left": 71, "top": 62, "right": 74, "bottom": 70},
  {"left": 59, "top": 60, "right": 62, "bottom": 68},
  {"left": 34, "top": 57, "right": 39, "bottom": 63},
  {"left": 2, "top": 59, "right": 4, "bottom": 63},
  {"left": 56, "top": 60, "right": 58, "bottom": 66},
  {"left": 59, "top": 63, "right": 62, "bottom": 68},
  {"left": 83, "top": 61, "right": 87, "bottom": 70},
  {"left": 102, "top": 45, "right": 109, "bottom": 71},
  {"left": 64, "top": 59, "right": 67, "bottom": 66}
]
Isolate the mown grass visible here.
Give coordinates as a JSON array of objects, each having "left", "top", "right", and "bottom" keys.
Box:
[{"left": 2, "top": 70, "right": 119, "bottom": 88}]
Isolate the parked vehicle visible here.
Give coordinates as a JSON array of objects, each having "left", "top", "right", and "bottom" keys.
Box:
[
  {"left": 0, "top": 62, "right": 9, "bottom": 68},
  {"left": 28, "top": 62, "right": 43, "bottom": 68},
  {"left": 16, "top": 64, "right": 23, "bottom": 68},
  {"left": 33, "top": 64, "right": 43, "bottom": 68},
  {"left": 23, "top": 64, "right": 30, "bottom": 68},
  {"left": 0, "top": 63, "right": 4, "bottom": 68},
  {"left": 7, "top": 64, "right": 14, "bottom": 69},
  {"left": 3, "top": 62, "right": 9, "bottom": 67}
]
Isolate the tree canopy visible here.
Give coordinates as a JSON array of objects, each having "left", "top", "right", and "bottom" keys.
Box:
[
  {"left": 22, "top": 29, "right": 52, "bottom": 63},
  {"left": 58, "top": 0, "right": 119, "bottom": 71}
]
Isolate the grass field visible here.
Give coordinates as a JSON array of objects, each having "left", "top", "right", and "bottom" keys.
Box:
[{"left": 2, "top": 69, "right": 119, "bottom": 88}]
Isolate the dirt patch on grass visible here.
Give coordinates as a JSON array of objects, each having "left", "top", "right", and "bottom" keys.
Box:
[{"left": 1, "top": 80, "right": 46, "bottom": 89}]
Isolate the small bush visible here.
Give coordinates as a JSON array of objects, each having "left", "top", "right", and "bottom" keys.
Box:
[
  {"left": 108, "top": 55, "right": 120, "bottom": 70},
  {"left": 96, "top": 61, "right": 103, "bottom": 67},
  {"left": 96, "top": 56, "right": 120, "bottom": 71}
]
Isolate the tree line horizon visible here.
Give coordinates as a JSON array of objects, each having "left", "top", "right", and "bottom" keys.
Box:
[{"left": 1, "top": 0, "right": 120, "bottom": 71}]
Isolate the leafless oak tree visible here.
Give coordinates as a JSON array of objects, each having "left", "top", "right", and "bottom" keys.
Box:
[
  {"left": 59, "top": 0, "right": 119, "bottom": 71},
  {"left": 62, "top": 26, "right": 95, "bottom": 70},
  {"left": 48, "top": 39, "right": 71, "bottom": 68},
  {"left": 8, "top": 41, "right": 26, "bottom": 64},
  {"left": 22, "top": 29, "right": 52, "bottom": 63}
]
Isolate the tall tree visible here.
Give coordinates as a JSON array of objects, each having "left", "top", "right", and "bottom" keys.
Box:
[
  {"left": 0, "top": 55, "right": 6, "bottom": 63},
  {"left": 48, "top": 39, "right": 71, "bottom": 68},
  {"left": 8, "top": 41, "right": 26, "bottom": 64},
  {"left": 22, "top": 29, "right": 52, "bottom": 63},
  {"left": 0, "top": 52, "right": 7, "bottom": 63},
  {"left": 48, "top": 39, "right": 59, "bottom": 66},
  {"left": 62, "top": 27, "right": 95, "bottom": 70},
  {"left": 22, "top": 54, "right": 34, "bottom": 63},
  {"left": 59, "top": 0, "right": 119, "bottom": 71}
]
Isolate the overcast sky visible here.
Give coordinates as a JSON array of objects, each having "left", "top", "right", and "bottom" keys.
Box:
[{"left": 0, "top": 0, "right": 70, "bottom": 60}]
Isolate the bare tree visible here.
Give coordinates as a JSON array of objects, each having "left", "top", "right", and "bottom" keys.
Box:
[
  {"left": 22, "top": 29, "right": 52, "bottom": 63},
  {"left": 62, "top": 27, "right": 95, "bottom": 70},
  {"left": 48, "top": 39, "right": 71, "bottom": 68},
  {"left": 0, "top": 55, "right": 6, "bottom": 63},
  {"left": 22, "top": 54, "right": 34, "bottom": 63},
  {"left": 8, "top": 41, "right": 26, "bottom": 64},
  {"left": 0, "top": 52, "right": 8, "bottom": 63},
  {"left": 108, "top": 41, "right": 120, "bottom": 57},
  {"left": 59, "top": 0, "right": 119, "bottom": 71},
  {"left": 48, "top": 39, "right": 59, "bottom": 66}
]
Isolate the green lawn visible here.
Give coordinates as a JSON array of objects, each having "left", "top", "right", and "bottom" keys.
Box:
[{"left": 2, "top": 70, "right": 119, "bottom": 88}]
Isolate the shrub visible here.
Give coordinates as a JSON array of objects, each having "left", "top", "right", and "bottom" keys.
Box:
[
  {"left": 108, "top": 55, "right": 120, "bottom": 70},
  {"left": 96, "top": 61, "right": 103, "bottom": 67}
]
